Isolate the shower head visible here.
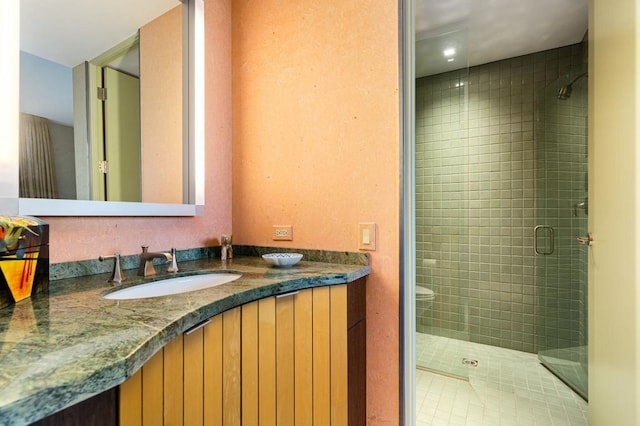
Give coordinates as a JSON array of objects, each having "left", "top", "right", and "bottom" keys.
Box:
[{"left": 557, "top": 72, "right": 588, "bottom": 100}]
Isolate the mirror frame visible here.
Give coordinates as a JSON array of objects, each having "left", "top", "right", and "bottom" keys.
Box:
[{"left": 0, "top": 0, "right": 204, "bottom": 216}]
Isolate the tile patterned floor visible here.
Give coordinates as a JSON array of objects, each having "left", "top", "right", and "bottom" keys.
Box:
[{"left": 416, "top": 333, "right": 588, "bottom": 425}]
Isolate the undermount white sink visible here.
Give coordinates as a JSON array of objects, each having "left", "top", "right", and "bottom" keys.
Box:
[{"left": 103, "top": 273, "right": 242, "bottom": 300}]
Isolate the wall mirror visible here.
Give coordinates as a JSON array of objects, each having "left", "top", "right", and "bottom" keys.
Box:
[{"left": 5, "top": 0, "right": 204, "bottom": 216}]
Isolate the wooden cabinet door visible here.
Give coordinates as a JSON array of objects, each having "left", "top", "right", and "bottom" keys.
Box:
[
  {"left": 119, "top": 308, "right": 242, "bottom": 426},
  {"left": 119, "top": 285, "right": 357, "bottom": 425}
]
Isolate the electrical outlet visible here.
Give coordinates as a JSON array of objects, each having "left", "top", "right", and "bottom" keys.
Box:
[
  {"left": 273, "top": 225, "right": 293, "bottom": 241},
  {"left": 358, "top": 223, "right": 376, "bottom": 251}
]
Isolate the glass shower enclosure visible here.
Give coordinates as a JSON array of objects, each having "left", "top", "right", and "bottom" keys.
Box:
[
  {"left": 414, "top": 39, "right": 589, "bottom": 401},
  {"left": 535, "top": 65, "right": 589, "bottom": 400},
  {"left": 414, "top": 28, "right": 472, "bottom": 379}
]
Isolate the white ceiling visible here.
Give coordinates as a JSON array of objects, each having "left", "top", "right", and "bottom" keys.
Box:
[
  {"left": 20, "top": 0, "right": 178, "bottom": 67},
  {"left": 416, "top": 0, "right": 588, "bottom": 77},
  {"left": 21, "top": 0, "right": 587, "bottom": 78}
]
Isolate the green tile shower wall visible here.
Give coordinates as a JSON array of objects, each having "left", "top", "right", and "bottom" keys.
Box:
[{"left": 415, "top": 44, "right": 586, "bottom": 353}]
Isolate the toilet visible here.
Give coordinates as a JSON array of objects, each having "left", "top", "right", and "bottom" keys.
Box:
[{"left": 416, "top": 286, "right": 435, "bottom": 310}]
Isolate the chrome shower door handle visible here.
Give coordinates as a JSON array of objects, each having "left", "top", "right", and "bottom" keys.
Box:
[
  {"left": 576, "top": 232, "right": 593, "bottom": 246},
  {"left": 534, "top": 225, "right": 555, "bottom": 256}
]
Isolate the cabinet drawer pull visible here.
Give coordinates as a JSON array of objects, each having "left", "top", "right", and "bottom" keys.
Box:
[
  {"left": 276, "top": 291, "right": 299, "bottom": 299},
  {"left": 185, "top": 319, "right": 212, "bottom": 335}
]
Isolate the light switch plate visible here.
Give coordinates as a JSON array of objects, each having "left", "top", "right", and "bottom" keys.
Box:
[
  {"left": 358, "top": 222, "right": 376, "bottom": 251},
  {"left": 273, "top": 225, "right": 293, "bottom": 241}
]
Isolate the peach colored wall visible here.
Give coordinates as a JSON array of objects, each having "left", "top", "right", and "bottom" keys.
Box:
[
  {"left": 231, "top": 1, "right": 401, "bottom": 424},
  {"left": 43, "top": 0, "right": 233, "bottom": 262},
  {"left": 140, "top": 6, "right": 183, "bottom": 204}
]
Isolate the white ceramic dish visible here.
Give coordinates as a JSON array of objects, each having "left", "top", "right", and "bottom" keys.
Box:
[{"left": 262, "top": 253, "right": 303, "bottom": 267}]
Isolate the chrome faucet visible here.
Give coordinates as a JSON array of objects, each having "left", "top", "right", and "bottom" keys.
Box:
[{"left": 138, "top": 245, "right": 173, "bottom": 277}]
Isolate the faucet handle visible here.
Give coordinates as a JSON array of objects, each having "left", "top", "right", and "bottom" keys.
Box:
[
  {"left": 168, "top": 248, "right": 180, "bottom": 273},
  {"left": 99, "top": 253, "right": 126, "bottom": 283}
]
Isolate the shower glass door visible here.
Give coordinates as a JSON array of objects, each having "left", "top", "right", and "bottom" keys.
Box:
[
  {"left": 535, "top": 65, "right": 588, "bottom": 400},
  {"left": 414, "top": 28, "right": 471, "bottom": 379}
]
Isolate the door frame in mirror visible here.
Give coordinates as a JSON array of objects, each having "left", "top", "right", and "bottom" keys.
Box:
[{"left": 0, "top": 0, "right": 204, "bottom": 216}]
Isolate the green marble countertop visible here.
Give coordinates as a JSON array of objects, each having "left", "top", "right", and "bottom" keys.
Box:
[{"left": 0, "top": 255, "right": 369, "bottom": 425}]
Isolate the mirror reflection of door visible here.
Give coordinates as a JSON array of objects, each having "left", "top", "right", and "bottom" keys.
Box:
[
  {"left": 102, "top": 67, "right": 141, "bottom": 202},
  {"left": 84, "top": 35, "right": 142, "bottom": 202},
  {"left": 20, "top": 3, "right": 183, "bottom": 204}
]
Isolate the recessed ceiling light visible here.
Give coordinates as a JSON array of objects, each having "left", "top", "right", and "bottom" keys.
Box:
[{"left": 443, "top": 48, "right": 456, "bottom": 57}]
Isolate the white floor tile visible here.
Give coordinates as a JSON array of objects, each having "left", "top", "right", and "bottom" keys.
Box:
[{"left": 415, "top": 333, "right": 588, "bottom": 425}]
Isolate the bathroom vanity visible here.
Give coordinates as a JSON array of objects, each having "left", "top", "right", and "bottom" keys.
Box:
[{"left": 0, "top": 253, "right": 369, "bottom": 425}]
